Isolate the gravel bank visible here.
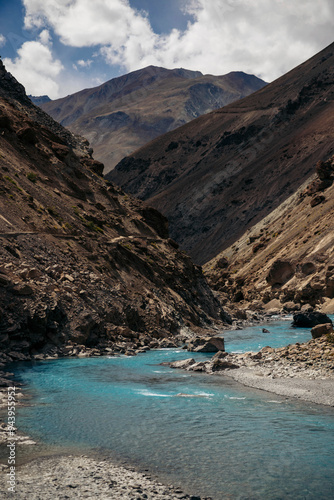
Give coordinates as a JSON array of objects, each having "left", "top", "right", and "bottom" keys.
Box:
[
  {"left": 169, "top": 335, "right": 334, "bottom": 407},
  {"left": 0, "top": 454, "right": 208, "bottom": 499}
]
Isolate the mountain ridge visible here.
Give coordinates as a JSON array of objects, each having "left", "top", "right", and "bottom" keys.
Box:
[{"left": 41, "top": 65, "right": 266, "bottom": 173}]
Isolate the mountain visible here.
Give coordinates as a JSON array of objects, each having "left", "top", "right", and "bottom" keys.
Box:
[
  {"left": 28, "top": 95, "right": 51, "bottom": 105},
  {"left": 40, "top": 66, "right": 266, "bottom": 173},
  {"left": 108, "top": 43, "right": 334, "bottom": 265},
  {"left": 204, "top": 154, "right": 334, "bottom": 313},
  {"left": 0, "top": 59, "right": 227, "bottom": 359}
]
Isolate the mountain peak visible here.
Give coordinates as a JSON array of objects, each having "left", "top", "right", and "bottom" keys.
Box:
[{"left": 41, "top": 66, "right": 266, "bottom": 173}]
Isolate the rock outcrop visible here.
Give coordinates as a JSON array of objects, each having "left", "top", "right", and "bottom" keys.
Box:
[
  {"left": 292, "top": 312, "right": 333, "bottom": 328},
  {"left": 311, "top": 323, "right": 333, "bottom": 339},
  {"left": 169, "top": 334, "right": 334, "bottom": 379},
  {"left": 187, "top": 336, "right": 225, "bottom": 353}
]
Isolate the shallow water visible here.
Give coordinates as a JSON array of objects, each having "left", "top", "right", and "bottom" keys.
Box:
[{"left": 12, "top": 319, "right": 334, "bottom": 499}]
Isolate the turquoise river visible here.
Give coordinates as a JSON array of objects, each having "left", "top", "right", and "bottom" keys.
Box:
[{"left": 10, "top": 318, "right": 334, "bottom": 499}]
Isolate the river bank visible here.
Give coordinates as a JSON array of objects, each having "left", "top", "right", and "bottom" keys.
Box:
[
  {"left": 0, "top": 452, "right": 210, "bottom": 499},
  {"left": 0, "top": 387, "right": 208, "bottom": 498},
  {"left": 169, "top": 334, "right": 334, "bottom": 406},
  {"left": 224, "top": 368, "right": 334, "bottom": 406}
]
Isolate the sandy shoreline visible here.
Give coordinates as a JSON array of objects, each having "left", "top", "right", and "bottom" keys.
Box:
[
  {"left": 223, "top": 367, "right": 334, "bottom": 406},
  {"left": 169, "top": 330, "right": 334, "bottom": 407}
]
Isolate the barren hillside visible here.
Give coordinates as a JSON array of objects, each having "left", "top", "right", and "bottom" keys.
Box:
[
  {"left": 109, "top": 43, "right": 334, "bottom": 265},
  {"left": 41, "top": 66, "right": 266, "bottom": 173}
]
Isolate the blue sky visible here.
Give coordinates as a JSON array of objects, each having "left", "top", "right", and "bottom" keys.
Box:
[{"left": 0, "top": 0, "right": 333, "bottom": 99}]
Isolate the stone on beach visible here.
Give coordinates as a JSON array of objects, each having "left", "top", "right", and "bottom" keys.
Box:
[{"left": 311, "top": 323, "right": 333, "bottom": 339}]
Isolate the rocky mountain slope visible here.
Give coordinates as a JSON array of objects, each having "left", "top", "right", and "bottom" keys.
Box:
[
  {"left": 204, "top": 154, "right": 334, "bottom": 313},
  {"left": 41, "top": 66, "right": 266, "bottom": 173},
  {"left": 0, "top": 59, "right": 228, "bottom": 360},
  {"left": 108, "top": 43, "right": 334, "bottom": 265}
]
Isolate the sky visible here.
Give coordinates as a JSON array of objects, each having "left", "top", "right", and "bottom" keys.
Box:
[{"left": 0, "top": 0, "right": 333, "bottom": 99}]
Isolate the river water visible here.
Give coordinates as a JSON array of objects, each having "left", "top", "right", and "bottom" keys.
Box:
[{"left": 12, "top": 318, "right": 334, "bottom": 499}]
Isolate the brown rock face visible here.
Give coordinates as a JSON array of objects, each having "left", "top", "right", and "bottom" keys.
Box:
[
  {"left": 204, "top": 151, "right": 334, "bottom": 309},
  {"left": 109, "top": 42, "right": 334, "bottom": 265},
  {"left": 292, "top": 313, "right": 333, "bottom": 328},
  {"left": 187, "top": 336, "right": 225, "bottom": 353}
]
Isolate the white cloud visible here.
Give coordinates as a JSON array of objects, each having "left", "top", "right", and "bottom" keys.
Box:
[
  {"left": 0, "top": 34, "right": 6, "bottom": 48},
  {"left": 77, "top": 59, "right": 93, "bottom": 68},
  {"left": 3, "top": 31, "right": 63, "bottom": 98},
  {"left": 20, "top": 0, "right": 334, "bottom": 89}
]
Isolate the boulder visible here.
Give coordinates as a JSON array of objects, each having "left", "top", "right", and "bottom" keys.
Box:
[
  {"left": 310, "top": 194, "right": 326, "bottom": 207},
  {"left": 159, "top": 339, "right": 178, "bottom": 348},
  {"left": 283, "top": 301, "right": 301, "bottom": 312},
  {"left": 169, "top": 358, "right": 196, "bottom": 370},
  {"left": 266, "top": 260, "right": 294, "bottom": 286},
  {"left": 263, "top": 298, "right": 282, "bottom": 311},
  {"left": 11, "top": 284, "right": 34, "bottom": 296},
  {"left": 315, "top": 159, "right": 333, "bottom": 180},
  {"left": 292, "top": 312, "right": 333, "bottom": 328},
  {"left": 301, "top": 262, "right": 317, "bottom": 276},
  {"left": 300, "top": 304, "right": 314, "bottom": 313},
  {"left": 210, "top": 358, "right": 240, "bottom": 371},
  {"left": 188, "top": 336, "right": 225, "bottom": 353},
  {"left": 190, "top": 361, "right": 207, "bottom": 372},
  {"left": 217, "top": 257, "right": 229, "bottom": 269},
  {"left": 211, "top": 350, "right": 228, "bottom": 361},
  {"left": 311, "top": 323, "right": 333, "bottom": 339}
]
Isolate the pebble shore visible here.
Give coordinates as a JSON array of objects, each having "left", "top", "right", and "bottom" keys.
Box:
[{"left": 0, "top": 454, "right": 208, "bottom": 499}]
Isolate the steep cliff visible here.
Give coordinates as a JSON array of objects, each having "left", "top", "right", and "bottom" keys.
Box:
[
  {"left": 0, "top": 59, "right": 227, "bottom": 361},
  {"left": 204, "top": 155, "right": 334, "bottom": 313}
]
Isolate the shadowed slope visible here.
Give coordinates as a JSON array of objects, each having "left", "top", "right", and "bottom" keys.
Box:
[
  {"left": 109, "top": 43, "right": 334, "bottom": 265},
  {"left": 0, "top": 59, "right": 226, "bottom": 358}
]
